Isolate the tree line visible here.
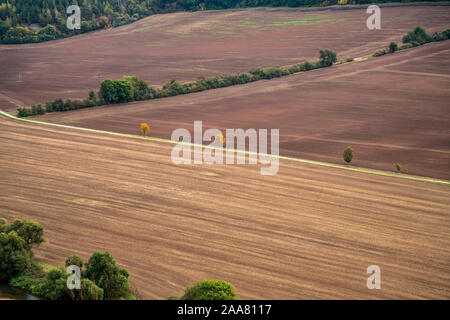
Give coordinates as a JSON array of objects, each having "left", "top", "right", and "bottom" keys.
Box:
[
  {"left": 1, "top": 0, "right": 446, "bottom": 44},
  {"left": 17, "top": 50, "right": 338, "bottom": 117},
  {"left": 373, "top": 26, "right": 450, "bottom": 57},
  {"left": 0, "top": 218, "right": 132, "bottom": 300},
  {"left": 16, "top": 25, "right": 450, "bottom": 118},
  {"left": 1, "top": 217, "right": 238, "bottom": 300}
]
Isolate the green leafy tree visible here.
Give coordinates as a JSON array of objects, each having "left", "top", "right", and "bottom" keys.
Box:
[
  {"left": 123, "top": 76, "right": 150, "bottom": 100},
  {"left": 403, "top": 26, "right": 431, "bottom": 45},
  {"left": 319, "top": 49, "right": 337, "bottom": 67},
  {"left": 38, "top": 24, "right": 58, "bottom": 41},
  {"left": 180, "top": 280, "right": 237, "bottom": 300},
  {"left": 78, "top": 278, "right": 104, "bottom": 300},
  {"left": 81, "top": 21, "right": 91, "bottom": 33},
  {"left": 6, "top": 219, "right": 44, "bottom": 249},
  {"left": 0, "top": 21, "right": 10, "bottom": 38},
  {"left": 84, "top": 251, "right": 130, "bottom": 299},
  {"left": 99, "top": 16, "right": 109, "bottom": 29},
  {"left": 100, "top": 79, "right": 134, "bottom": 104},
  {"left": 343, "top": 146, "right": 353, "bottom": 164},
  {"left": 39, "top": 268, "right": 70, "bottom": 300},
  {"left": 0, "top": 218, "right": 6, "bottom": 232},
  {"left": 65, "top": 254, "right": 83, "bottom": 269},
  {"left": 3, "top": 26, "right": 31, "bottom": 43},
  {"left": 162, "top": 80, "right": 184, "bottom": 96},
  {"left": 0, "top": 230, "right": 32, "bottom": 280},
  {"left": 389, "top": 42, "right": 398, "bottom": 53}
]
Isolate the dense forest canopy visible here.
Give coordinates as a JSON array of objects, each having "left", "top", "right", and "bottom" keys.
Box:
[{"left": 0, "top": 0, "right": 445, "bottom": 43}]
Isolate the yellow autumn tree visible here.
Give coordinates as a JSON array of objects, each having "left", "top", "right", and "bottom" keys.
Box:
[
  {"left": 141, "top": 123, "right": 150, "bottom": 136},
  {"left": 215, "top": 133, "right": 226, "bottom": 145}
]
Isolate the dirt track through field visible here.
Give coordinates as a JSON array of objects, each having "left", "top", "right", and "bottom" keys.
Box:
[
  {"left": 1, "top": 116, "right": 449, "bottom": 299},
  {"left": 39, "top": 41, "right": 450, "bottom": 180}
]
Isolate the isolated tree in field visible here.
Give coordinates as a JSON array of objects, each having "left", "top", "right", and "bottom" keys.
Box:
[
  {"left": 215, "top": 133, "right": 226, "bottom": 146},
  {"left": 396, "top": 163, "right": 401, "bottom": 172},
  {"left": 141, "top": 122, "right": 150, "bottom": 136},
  {"left": 179, "top": 280, "right": 237, "bottom": 300},
  {"left": 343, "top": 147, "right": 353, "bottom": 164},
  {"left": 319, "top": 49, "right": 337, "bottom": 67}
]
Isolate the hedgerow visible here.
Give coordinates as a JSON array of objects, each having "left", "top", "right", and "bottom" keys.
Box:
[{"left": 17, "top": 50, "right": 338, "bottom": 117}]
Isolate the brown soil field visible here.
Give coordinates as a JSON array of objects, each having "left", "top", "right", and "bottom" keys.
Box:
[
  {"left": 38, "top": 41, "right": 450, "bottom": 180},
  {"left": 1, "top": 6, "right": 450, "bottom": 110},
  {"left": 1, "top": 116, "right": 449, "bottom": 299}
]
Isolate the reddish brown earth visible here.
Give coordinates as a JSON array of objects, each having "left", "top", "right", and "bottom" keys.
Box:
[
  {"left": 1, "top": 116, "right": 449, "bottom": 299},
  {"left": 1, "top": 6, "right": 450, "bottom": 110},
  {"left": 38, "top": 41, "right": 450, "bottom": 180}
]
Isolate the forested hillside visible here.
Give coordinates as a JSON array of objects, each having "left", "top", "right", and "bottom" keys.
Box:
[{"left": 0, "top": 0, "right": 445, "bottom": 43}]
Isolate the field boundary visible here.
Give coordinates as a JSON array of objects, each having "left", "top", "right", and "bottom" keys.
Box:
[{"left": 1, "top": 110, "right": 449, "bottom": 187}]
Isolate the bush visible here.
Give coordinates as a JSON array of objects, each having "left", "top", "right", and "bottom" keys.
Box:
[
  {"left": 65, "top": 254, "right": 83, "bottom": 269},
  {"left": 141, "top": 122, "right": 150, "bottom": 136},
  {"left": 5, "top": 219, "right": 44, "bottom": 250},
  {"left": 373, "top": 49, "right": 387, "bottom": 57},
  {"left": 319, "top": 49, "right": 337, "bottom": 67},
  {"left": 403, "top": 26, "right": 431, "bottom": 45},
  {"left": 2, "top": 26, "right": 32, "bottom": 43},
  {"left": 443, "top": 29, "right": 450, "bottom": 40},
  {"left": 399, "top": 43, "right": 412, "bottom": 50},
  {"left": 17, "top": 108, "right": 31, "bottom": 117},
  {"left": 343, "top": 146, "right": 353, "bottom": 164},
  {"left": 0, "top": 230, "right": 32, "bottom": 280},
  {"left": 302, "top": 61, "right": 313, "bottom": 71},
  {"left": 396, "top": 163, "right": 401, "bottom": 172},
  {"left": 179, "top": 280, "right": 237, "bottom": 300},
  {"left": 39, "top": 268, "right": 70, "bottom": 300},
  {"left": 389, "top": 42, "right": 398, "bottom": 53},
  {"left": 36, "top": 104, "right": 45, "bottom": 115},
  {"left": 122, "top": 76, "right": 150, "bottom": 101},
  {"left": 78, "top": 278, "right": 104, "bottom": 300},
  {"left": 100, "top": 79, "right": 134, "bottom": 103},
  {"left": 37, "top": 25, "right": 59, "bottom": 41},
  {"left": 0, "top": 22, "right": 10, "bottom": 39},
  {"left": 162, "top": 80, "right": 184, "bottom": 96},
  {"left": 0, "top": 218, "right": 44, "bottom": 281},
  {"left": 84, "top": 251, "right": 130, "bottom": 299}
]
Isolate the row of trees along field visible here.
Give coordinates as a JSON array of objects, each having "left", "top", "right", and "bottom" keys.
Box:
[
  {"left": 17, "top": 50, "right": 338, "bottom": 117},
  {"left": 0, "top": 0, "right": 446, "bottom": 43},
  {"left": 15, "top": 25, "right": 450, "bottom": 117}
]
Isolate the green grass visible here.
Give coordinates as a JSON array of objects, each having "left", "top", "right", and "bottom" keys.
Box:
[{"left": 271, "top": 15, "right": 346, "bottom": 27}]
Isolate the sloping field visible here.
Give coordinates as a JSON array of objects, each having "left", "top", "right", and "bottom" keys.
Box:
[
  {"left": 39, "top": 41, "right": 450, "bottom": 180},
  {"left": 1, "top": 5, "right": 450, "bottom": 110},
  {"left": 0, "top": 116, "right": 449, "bottom": 299}
]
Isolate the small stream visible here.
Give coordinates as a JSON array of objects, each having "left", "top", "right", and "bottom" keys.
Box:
[{"left": 0, "top": 284, "right": 39, "bottom": 300}]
